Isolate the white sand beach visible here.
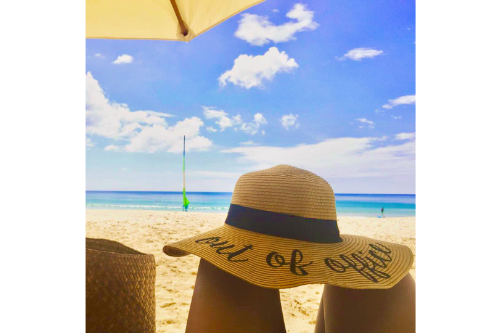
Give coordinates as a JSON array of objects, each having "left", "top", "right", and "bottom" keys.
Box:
[{"left": 86, "top": 209, "right": 416, "bottom": 333}]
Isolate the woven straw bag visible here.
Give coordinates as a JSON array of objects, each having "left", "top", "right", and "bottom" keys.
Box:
[{"left": 86, "top": 238, "right": 156, "bottom": 333}]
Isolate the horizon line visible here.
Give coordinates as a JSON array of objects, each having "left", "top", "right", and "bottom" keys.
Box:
[{"left": 86, "top": 190, "right": 416, "bottom": 196}]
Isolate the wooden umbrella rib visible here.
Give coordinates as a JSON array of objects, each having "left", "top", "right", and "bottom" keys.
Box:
[{"left": 170, "top": 0, "right": 188, "bottom": 36}]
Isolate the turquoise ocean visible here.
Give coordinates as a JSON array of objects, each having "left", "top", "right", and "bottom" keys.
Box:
[{"left": 86, "top": 192, "right": 415, "bottom": 217}]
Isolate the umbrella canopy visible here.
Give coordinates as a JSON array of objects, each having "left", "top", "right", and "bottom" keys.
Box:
[{"left": 86, "top": 0, "right": 265, "bottom": 42}]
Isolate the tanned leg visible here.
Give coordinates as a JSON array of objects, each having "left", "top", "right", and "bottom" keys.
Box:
[
  {"left": 316, "top": 273, "right": 415, "bottom": 333},
  {"left": 186, "top": 259, "right": 287, "bottom": 333},
  {"left": 314, "top": 295, "right": 326, "bottom": 333}
]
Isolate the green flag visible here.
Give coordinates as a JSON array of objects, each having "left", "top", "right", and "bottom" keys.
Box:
[
  {"left": 183, "top": 187, "right": 190, "bottom": 210},
  {"left": 183, "top": 136, "right": 190, "bottom": 210}
]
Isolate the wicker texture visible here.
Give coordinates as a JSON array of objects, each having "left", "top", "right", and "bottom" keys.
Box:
[
  {"left": 232, "top": 165, "right": 337, "bottom": 220},
  {"left": 164, "top": 165, "right": 414, "bottom": 290},
  {"left": 86, "top": 238, "right": 156, "bottom": 333},
  {"left": 165, "top": 225, "right": 413, "bottom": 289}
]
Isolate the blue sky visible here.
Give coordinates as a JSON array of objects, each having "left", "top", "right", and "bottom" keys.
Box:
[{"left": 86, "top": 0, "right": 415, "bottom": 194}]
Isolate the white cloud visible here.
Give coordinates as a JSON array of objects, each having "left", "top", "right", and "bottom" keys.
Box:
[
  {"left": 203, "top": 106, "right": 238, "bottom": 131},
  {"left": 95, "top": 53, "right": 105, "bottom": 59},
  {"left": 104, "top": 145, "right": 120, "bottom": 152},
  {"left": 382, "top": 95, "right": 416, "bottom": 109},
  {"left": 206, "top": 126, "right": 218, "bottom": 132},
  {"left": 125, "top": 118, "right": 212, "bottom": 153},
  {"left": 395, "top": 132, "right": 415, "bottom": 141},
  {"left": 340, "top": 48, "right": 384, "bottom": 61},
  {"left": 112, "top": 54, "right": 133, "bottom": 65},
  {"left": 281, "top": 113, "right": 299, "bottom": 130},
  {"left": 219, "top": 47, "right": 298, "bottom": 89},
  {"left": 232, "top": 114, "right": 243, "bottom": 126},
  {"left": 86, "top": 137, "right": 94, "bottom": 148},
  {"left": 222, "top": 136, "right": 415, "bottom": 181},
  {"left": 272, "top": 9, "right": 279, "bottom": 13},
  {"left": 241, "top": 113, "right": 267, "bottom": 135},
  {"left": 87, "top": 72, "right": 211, "bottom": 153},
  {"left": 240, "top": 140, "right": 257, "bottom": 146},
  {"left": 203, "top": 107, "right": 267, "bottom": 135},
  {"left": 392, "top": 115, "right": 402, "bottom": 119},
  {"left": 86, "top": 72, "right": 173, "bottom": 139},
  {"left": 356, "top": 118, "right": 375, "bottom": 129},
  {"left": 235, "top": 4, "right": 318, "bottom": 46}
]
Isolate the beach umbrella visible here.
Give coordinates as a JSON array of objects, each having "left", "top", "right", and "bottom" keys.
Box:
[{"left": 86, "top": 0, "right": 265, "bottom": 42}]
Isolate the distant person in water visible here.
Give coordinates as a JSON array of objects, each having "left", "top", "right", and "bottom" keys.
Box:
[{"left": 381, "top": 207, "right": 385, "bottom": 217}]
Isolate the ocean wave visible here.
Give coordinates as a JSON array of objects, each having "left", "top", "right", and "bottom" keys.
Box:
[{"left": 86, "top": 203, "right": 229, "bottom": 210}]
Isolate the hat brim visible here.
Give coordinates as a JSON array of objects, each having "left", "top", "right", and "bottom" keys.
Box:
[{"left": 163, "top": 224, "right": 413, "bottom": 290}]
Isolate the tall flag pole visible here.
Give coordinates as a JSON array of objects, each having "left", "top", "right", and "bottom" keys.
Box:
[{"left": 183, "top": 135, "right": 190, "bottom": 211}]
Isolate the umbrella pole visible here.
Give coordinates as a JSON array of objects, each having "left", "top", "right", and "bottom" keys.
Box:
[{"left": 170, "top": 0, "right": 188, "bottom": 36}]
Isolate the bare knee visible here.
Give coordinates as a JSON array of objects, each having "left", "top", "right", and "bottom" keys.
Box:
[
  {"left": 186, "top": 259, "right": 286, "bottom": 333},
  {"left": 319, "top": 274, "right": 415, "bottom": 333}
]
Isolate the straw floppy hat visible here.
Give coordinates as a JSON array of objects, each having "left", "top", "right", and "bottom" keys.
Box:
[
  {"left": 86, "top": 238, "right": 156, "bottom": 333},
  {"left": 163, "top": 165, "right": 413, "bottom": 290}
]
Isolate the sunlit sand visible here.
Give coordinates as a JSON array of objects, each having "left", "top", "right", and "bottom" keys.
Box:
[{"left": 86, "top": 209, "right": 415, "bottom": 333}]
